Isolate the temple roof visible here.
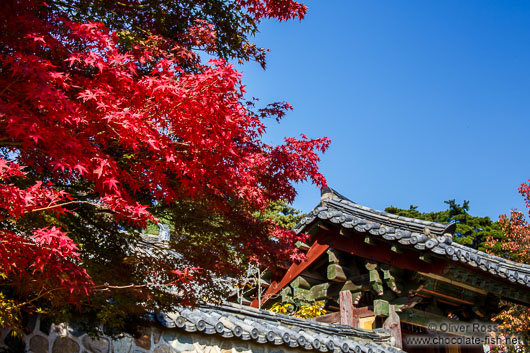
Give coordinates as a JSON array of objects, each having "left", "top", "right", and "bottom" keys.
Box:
[
  {"left": 293, "top": 187, "right": 530, "bottom": 289},
  {"left": 156, "top": 303, "right": 403, "bottom": 353}
]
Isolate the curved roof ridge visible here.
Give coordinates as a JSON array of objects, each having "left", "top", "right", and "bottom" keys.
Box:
[
  {"left": 295, "top": 188, "right": 530, "bottom": 290},
  {"left": 451, "top": 241, "right": 530, "bottom": 271},
  {"left": 326, "top": 197, "right": 448, "bottom": 231},
  {"left": 317, "top": 187, "right": 450, "bottom": 235}
]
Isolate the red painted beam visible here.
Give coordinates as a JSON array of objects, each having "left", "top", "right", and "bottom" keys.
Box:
[
  {"left": 326, "top": 229, "right": 447, "bottom": 274},
  {"left": 251, "top": 235, "right": 330, "bottom": 308},
  {"left": 251, "top": 228, "right": 447, "bottom": 308}
]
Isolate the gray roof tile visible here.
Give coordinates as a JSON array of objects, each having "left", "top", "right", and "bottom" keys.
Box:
[
  {"left": 156, "top": 303, "right": 402, "bottom": 353},
  {"left": 294, "top": 188, "right": 530, "bottom": 290}
]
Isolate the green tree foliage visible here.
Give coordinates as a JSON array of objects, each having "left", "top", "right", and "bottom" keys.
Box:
[
  {"left": 385, "top": 200, "right": 504, "bottom": 251},
  {"left": 257, "top": 200, "right": 305, "bottom": 230}
]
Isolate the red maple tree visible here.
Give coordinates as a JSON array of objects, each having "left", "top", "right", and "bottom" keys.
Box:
[
  {"left": 486, "top": 183, "right": 530, "bottom": 349},
  {"left": 0, "top": 0, "right": 328, "bottom": 330}
]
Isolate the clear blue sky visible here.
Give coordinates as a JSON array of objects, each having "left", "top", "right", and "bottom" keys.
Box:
[{"left": 236, "top": 1, "right": 530, "bottom": 220}]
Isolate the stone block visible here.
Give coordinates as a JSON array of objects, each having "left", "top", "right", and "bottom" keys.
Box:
[
  {"left": 153, "top": 327, "right": 162, "bottom": 344},
  {"left": 134, "top": 327, "right": 151, "bottom": 350},
  {"left": 167, "top": 333, "right": 194, "bottom": 352},
  {"left": 193, "top": 342, "right": 206, "bottom": 352},
  {"left": 112, "top": 335, "right": 133, "bottom": 353},
  {"left": 30, "top": 335, "right": 49, "bottom": 353},
  {"left": 206, "top": 339, "right": 222, "bottom": 353},
  {"left": 233, "top": 343, "right": 249, "bottom": 353},
  {"left": 52, "top": 336, "right": 80, "bottom": 353},
  {"left": 202, "top": 346, "right": 220, "bottom": 353},
  {"left": 219, "top": 339, "right": 233, "bottom": 353},
  {"left": 219, "top": 339, "right": 230, "bottom": 352},
  {"left": 195, "top": 335, "right": 210, "bottom": 345},
  {"left": 248, "top": 345, "right": 264, "bottom": 353},
  {"left": 82, "top": 335, "right": 109, "bottom": 353},
  {"left": 162, "top": 330, "right": 177, "bottom": 344},
  {"left": 153, "top": 345, "right": 172, "bottom": 353}
]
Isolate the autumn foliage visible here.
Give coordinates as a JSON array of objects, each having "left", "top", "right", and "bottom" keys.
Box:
[
  {"left": 0, "top": 160, "right": 92, "bottom": 328},
  {"left": 0, "top": 0, "right": 327, "bottom": 330},
  {"left": 486, "top": 183, "right": 530, "bottom": 348}
]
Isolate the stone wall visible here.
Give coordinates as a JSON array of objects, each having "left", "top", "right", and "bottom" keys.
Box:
[{"left": 0, "top": 318, "right": 305, "bottom": 353}]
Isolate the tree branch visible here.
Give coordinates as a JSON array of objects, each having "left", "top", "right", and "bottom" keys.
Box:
[{"left": 28, "top": 200, "right": 103, "bottom": 213}]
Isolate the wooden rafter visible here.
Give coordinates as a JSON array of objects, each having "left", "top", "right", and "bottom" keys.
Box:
[{"left": 250, "top": 234, "right": 331, "bottom": 308}]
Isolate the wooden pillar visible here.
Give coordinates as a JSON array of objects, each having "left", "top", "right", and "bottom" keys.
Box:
[
  {"left": 339, "top": 291, "right": 357, "bottom": 326},
  {"left": 383, "top": 304, "right": 403, "bottom": 349}
]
